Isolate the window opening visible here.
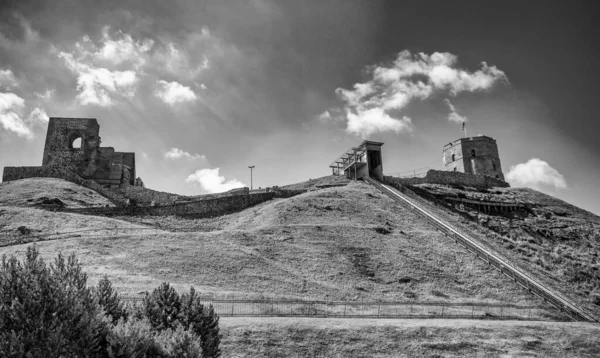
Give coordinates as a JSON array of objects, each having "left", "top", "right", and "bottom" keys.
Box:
[
  {"left": 451, "top": 154, "right": 455, "bottom": 161},
  {"left": 471, "top": 149, "right": 476, "bottom": 157},
  {"left": 492, "top": 163, "right": 496, "bottom": 171},
  {"left": 71, "top": 137, "right": 82, "bottom": 149}
]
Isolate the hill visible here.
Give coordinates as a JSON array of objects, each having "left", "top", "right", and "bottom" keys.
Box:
[
  {"left": 0, "top": 177, "right": 115, "bottom": 208},
  {"left": 2, "top": 176, "right": 600, "bottom": 355},
  {"left": 0, "top": 179, "right": 552, "bottom": 311},
  {"left": 404, "top": 183, "right": 600, "bottom": 316}
]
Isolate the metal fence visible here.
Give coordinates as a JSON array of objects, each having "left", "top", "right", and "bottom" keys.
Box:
[
  {"left": 119, "top": 295, "right": 552, "bottom": 320},
  {"left": 365, "top": 177, "right": 599, "bottom": 323}
]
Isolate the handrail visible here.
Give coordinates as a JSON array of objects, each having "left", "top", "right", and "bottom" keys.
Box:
[{"left": 364, "top": 177, "right": 599, "bottom": 323}]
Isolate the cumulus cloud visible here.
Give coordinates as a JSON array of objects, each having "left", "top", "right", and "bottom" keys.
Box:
[
  {"left": 164, "top": 147, "right": 206, "bottom": 160},
  {"left": 59, "top": 52, "right": 138, "bottom": 106},
  {"left": 155, "top": 80, "right": 197, "bottom": 105},
  {"left": 334, "top": 50, "right": 508, "bottom": 137},
  {"left": 0, "top": 92, "right": 32, "bottom": 138},
  {"left": 0, "top": 69, "right": 18, "bottom": 89},
  {"left": 185, "top": 168, "right": 245, "bottom": 193},
  {"left": 506, "top": 158, "right": 567, "bottom": 190},
  {"left": 89, "top": 27, "right": 153, "bottom": 69},
  {"left": 444, "top": 99, "right": 467, "bottom": 123},
  {"left": 346, "top": 108, "right": 412, "bottom": 137}
]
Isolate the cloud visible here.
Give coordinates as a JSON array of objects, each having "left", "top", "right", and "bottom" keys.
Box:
[
  {"left": 164, "top": 147, "right": 206, "bottom": 160},
  {"left": 444, "top": 99, "right": 467, "bottom": 123},
  {"left": 0, "top": 92, "right": 32, "bottom": 138},
  {"left": 185, "top": 168, "right": 245, "bottom": 193},
  {"left": 346, "top": 108, "right": 412, "bottom": 137},
  {"left": 90, "top": 26, "right": 153, "bottom": 69},
  {"left": 506, "top": 158, "right": 567, "bottom": 190},
  {"left": 59, "top": 52, "right": 138, "bottom": 106},
  {"left": 27, "top": 107, "right": 49, "bottom": 123},
  {"left": 334, "top": 50, "right": 508, "bottom": 137},
  {"left": 155, "top": 80, "right": 196, "bottom": 105},
  {"left": 0, "top": 69, "right": 18, "bottom": 88}
]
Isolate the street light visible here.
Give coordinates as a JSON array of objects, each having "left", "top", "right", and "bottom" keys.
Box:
[{"left": 248, "top": 166, "right": 255, "bottom": 190}]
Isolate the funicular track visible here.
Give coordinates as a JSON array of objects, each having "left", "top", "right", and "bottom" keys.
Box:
[{"left": 364, "top": 177, "right": 599, "bottom": 323}]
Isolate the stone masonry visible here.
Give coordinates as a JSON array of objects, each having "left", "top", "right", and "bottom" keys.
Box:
[
  {"left": 41, "top": 117, "right": 137, "bottom": 187},
  {"left": 443, "top": 135, "right": 505, "bottom": 181}
]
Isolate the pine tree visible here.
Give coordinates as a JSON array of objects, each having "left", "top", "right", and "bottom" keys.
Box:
[
  {"left": 143, "top": 282, "right": 182, "bottom": 331},
  {"left": 180, "top": 287, "right": 221, "bottom": 358},
  {"left": 95, "top": 275, "right": 128, "bottom": 324},
  {"left": 0, "top": 247, "right": 107, "bottom": 357}
]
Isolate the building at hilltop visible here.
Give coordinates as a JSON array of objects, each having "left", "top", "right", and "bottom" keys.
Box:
[
  {"left": 442, "top": 135, "right": 505, "bottom": 181},
  {"left": 329, "top": 141, "right": 384, "bottom": 181},
  {"left": 3, "top": 117, "right": 141, "bottom": 187}
]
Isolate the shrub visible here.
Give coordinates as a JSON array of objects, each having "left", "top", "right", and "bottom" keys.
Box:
[
  {"left": 95, "top": 275, "right": 128, "bottom": 324},
  {"left": 1, "top": 248, "right": 220, "bottom": 357},
  {"left": 0, "top": 246, "right": 108, "bottom": 357},
  {"left": 143, "top": 282, "right": 183, "bottom": 331},
  {"left": 144, "top": 284, "right": 222, "bottom": 357}
]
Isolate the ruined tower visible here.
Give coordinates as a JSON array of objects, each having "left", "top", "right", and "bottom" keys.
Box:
[
  {"left": 442, "top": 135, "right": 504, "bottom": 181},
  {"left": 42, "top": 117, "right": 136, "bottom": 187}
]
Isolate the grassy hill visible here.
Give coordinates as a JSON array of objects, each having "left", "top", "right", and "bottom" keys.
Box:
[
  {"left": 2, "top": 176, "right": 600, "bottom": 356},
  {"left": 1, "top": 179, "right": 550, "bottom": 308},
  {"left": 406, "top": 183, "right": 600, "bottom": 317}
]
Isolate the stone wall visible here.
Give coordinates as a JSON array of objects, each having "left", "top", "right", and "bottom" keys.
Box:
[
  {"left": 41, "top": 117, "right": 135, "bottom": 186},
  {"left": 2, "top": 166, "right": 129, "bottom": 205},
  {"left": 61, "top": 191, "right": 280, "bottom": 218},
  {"left": 384, "top": 169, "right": 509, "bottom": 190}
]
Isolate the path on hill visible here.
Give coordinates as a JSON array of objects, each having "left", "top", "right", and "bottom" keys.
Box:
[{"left": 364, "top": 177, "right": 599, "bottom": 323}]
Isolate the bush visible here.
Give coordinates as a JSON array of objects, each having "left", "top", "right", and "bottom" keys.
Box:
[
  {"left": 0, "top": 246, "right": 107, "bottom": 357},
  {"left": 0, "top": 248, "right": 220, "bottom": 357},
  {"left": 95, "top": 275, "right": 128, "bottom": 324},
  {"left": 144, "top": 284, "right": 222, "bottom": 358}
]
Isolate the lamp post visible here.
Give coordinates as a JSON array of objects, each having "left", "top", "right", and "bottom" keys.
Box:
[{"left": 248, "top": 166, "right": 255, "bottom": 190}]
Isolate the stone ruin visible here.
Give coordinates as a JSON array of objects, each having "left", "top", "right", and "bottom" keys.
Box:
[{"left": 3, "top": 117, "right": 143, "bottom": 188}]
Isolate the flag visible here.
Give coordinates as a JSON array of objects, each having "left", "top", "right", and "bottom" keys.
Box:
[{"left": 462, "top": 122, "right": 465, "bottom": 130}]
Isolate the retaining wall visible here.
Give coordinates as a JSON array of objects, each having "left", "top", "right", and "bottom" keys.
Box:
[
  {"left": 62, "top": 192, "right": 278, "bottom": 218},
  {"left": 2, "top": 166, "right": 128, "bottom": 205},
  {"left": 384, "top": 169, "right": 509, "bottom": 190}
]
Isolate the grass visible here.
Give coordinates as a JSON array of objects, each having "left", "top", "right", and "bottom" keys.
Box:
[
  {"left": 0, "top": 181, "right": 554, "bottom": 312},
  {"left": 408, "top": 183, "right": 600, "bottom": 317},
  {"left": 0, "top": 178, "right": 114, "bottom": 208},
  {"left": 220, "top": 317, "right": 600, "bottom": 357}
]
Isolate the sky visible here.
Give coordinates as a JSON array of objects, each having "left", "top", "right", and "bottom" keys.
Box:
[{"left": 1, "top": 0, "right": 599, "bottom": 214}]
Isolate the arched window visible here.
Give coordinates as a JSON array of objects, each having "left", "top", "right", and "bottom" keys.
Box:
[
  {"left": 453, "top": 167, "right": 457, "bottom": 172},
  {"left": 451, "top": 154, "right": 455, "bottom": 161},
  {"left": 71, "top": 137, "right": 82, "bottom": 149},
  {"left": 471, "top": 149, "right": 476, "bottom": 157},
  {"left": 492, "top": 163, "right": 496, "bottom": 171}
]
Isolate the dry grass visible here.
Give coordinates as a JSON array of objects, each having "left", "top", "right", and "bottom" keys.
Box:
[
  {"left": 220, "top": 317, "right": 600, "bottom": 357},
  {"left": 0, "top": 182, "right": 554, "bottom": 314},
  {"left": 0, "top": 178, "right": 114, "bottom": 208},
  {"left": 410, "top": 183, "right": 600, "bottom": 317}
]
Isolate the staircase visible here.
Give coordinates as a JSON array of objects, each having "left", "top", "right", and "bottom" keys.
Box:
[{"left": 364, "top": 177, "right": 599, "bottom": 323}]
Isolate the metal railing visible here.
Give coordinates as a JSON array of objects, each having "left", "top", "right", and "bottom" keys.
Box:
[
  {"left": 119, "top": 295, "right": 553, "bottom": 320},
  {"left": 364, "top": 177, "right": 599, "bottom": 323}
]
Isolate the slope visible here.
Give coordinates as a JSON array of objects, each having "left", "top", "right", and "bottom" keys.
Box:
[
  {"left": 403, "top": 182, "right": 600, "bottom": 317},
  {"left": 0, "top": 180, "right": 558, "bottom": 317}
]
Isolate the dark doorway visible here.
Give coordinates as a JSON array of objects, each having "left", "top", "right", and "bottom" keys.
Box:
[{"left": 367, "top": 150, "right": 383, "bottom": 180}]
